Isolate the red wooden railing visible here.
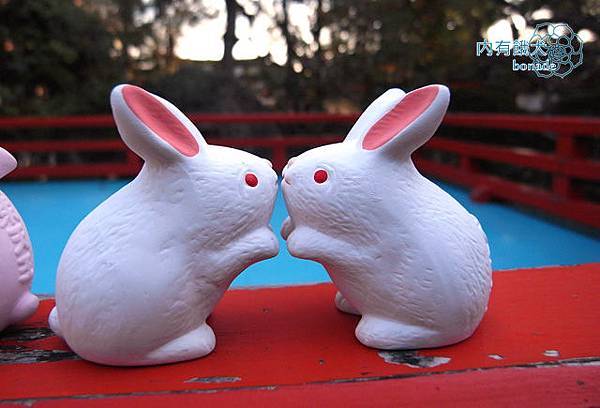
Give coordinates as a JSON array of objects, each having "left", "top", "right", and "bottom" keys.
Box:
[{"left": 1, "top": 113, "right": 599, "bottom": 228}]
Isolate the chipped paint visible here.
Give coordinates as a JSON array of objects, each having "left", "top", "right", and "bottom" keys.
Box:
[
  {"left": 0, "top": 326, "right": 79, "bottom": 364},
  {"left": 0, "top": 327, "right": 55, "bottom": 342},
  {"left": 544, "top": 350, "right": 560, "bottom": 357},
  {"left": 185, "top": 376, "right": 241, "bottom": 384},
  {"left": 562, "top": 359, "right": 600, "bottom": 367},
  {"left": 488, "top": 354, "right": 504, "bottom": 360},
  {"left": 1, "top": 358, "right": 599, "bottom": 405},
  {"left": 0, "top": 346, "right": 79, "bottom": 364},
  {"left": 378, "top": 351, "right": 451, "bottom": 368}
]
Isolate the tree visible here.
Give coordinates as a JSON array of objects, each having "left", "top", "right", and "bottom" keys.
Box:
[
  {"left": 492, "top": 0, "right": 600, "bottom": 115},
  {"left": 1, "top": 0, "right": 597, "bottom": 116},
  {"left": 0, "top": 0, "right": 125, "bottom": 115}
]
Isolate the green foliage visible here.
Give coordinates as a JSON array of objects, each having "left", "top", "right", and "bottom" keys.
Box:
[
  {"left": 144, "top": 62, "right": 265, "bottom": 112},
  {"left": 0, "top": 0, "right": 125, "bottom": 115}
]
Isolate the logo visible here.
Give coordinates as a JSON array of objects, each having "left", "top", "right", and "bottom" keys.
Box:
[
  {"left": 475, "top": 23, "right": 583, "bottom": 79},
  {"left": 528, "top": 23, "right": 583, "bottom": 78}
]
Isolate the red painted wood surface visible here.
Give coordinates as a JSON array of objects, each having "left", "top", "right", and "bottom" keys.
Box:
[
  {"left": 4, "top": 366, "right": 596, "bottom": 408},
  {"left": 1, "top": 264, "right": 599, "bottom": 406},
  {"left": 1, "top": 112, "right": 599, "bottom": 228}
]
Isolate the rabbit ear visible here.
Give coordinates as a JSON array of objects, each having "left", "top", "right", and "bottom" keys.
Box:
[
  {"left": 344, "top": 88, "right": 406, "bottom": 145},
  {"left": 0, "top": 147, "right": 17, "bottom": 179},
  {"left": 110, "top": 84, "right": 206, "bottom": 163},
  {"left": 357, "top": 85, "right": 450, "bottom": 158}
]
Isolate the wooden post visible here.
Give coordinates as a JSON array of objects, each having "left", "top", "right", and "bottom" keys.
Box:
[
  {"left": 272, "top": 142, "right": 287, "bottom": 173},
  {"left": 553, "top": 132, "right": 576, "bottom": 199}
]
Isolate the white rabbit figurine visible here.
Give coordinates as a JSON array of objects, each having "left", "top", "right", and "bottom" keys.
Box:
[
  {"left": 49, "top": 84, "right": 279, "bottom": 366},
  {"left": 281, "top": 85, "right": 492, "bottom": 350},
  {"left": 0, "top": 147, "right": 39, "bottom": 332}
]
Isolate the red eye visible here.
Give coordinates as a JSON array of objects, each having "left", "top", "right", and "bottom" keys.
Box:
[
  {"left": 314, "top": 169, "right": 328, "bottom": 184},
  {"left": 245, "top": 173, "right": 258, "bottom": 187}
]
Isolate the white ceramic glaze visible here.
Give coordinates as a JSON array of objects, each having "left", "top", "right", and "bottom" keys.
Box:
[
  {"left": 281, "top": 85, "right": 492, "bottom": 350},
  {"left": 0, "top": 147, "right": 39, "bottom": 332},
  {"left": 50, "top": 85, "right": 279, "bottom": 366}
]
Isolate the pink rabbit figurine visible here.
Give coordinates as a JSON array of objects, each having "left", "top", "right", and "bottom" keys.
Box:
[
  {"left": 281, "top": 85, "right": 492, "bottom": 350},
  {"left": 0, "top": 147, "right": 39, "bottom": 332},
  {"left": 49, "top": 85, "right": 279, "bottom": 366}
]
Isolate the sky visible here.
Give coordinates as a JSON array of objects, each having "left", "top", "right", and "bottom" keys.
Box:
[{"left": 175, "top": 0, "right": 316, "bottom": 64}]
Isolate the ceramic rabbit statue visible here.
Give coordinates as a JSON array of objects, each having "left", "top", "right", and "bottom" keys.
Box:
[
  {"left": 50, "top": 84, "right": 279, "bottom": 366},
  {"left": 281, "top": 85, "right": 492, "bottom": 350},
  {"left": 0, "top": 148, "right": 39, "bottom": 332}
]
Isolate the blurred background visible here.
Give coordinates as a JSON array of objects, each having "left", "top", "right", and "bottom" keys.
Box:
[
  {"left": 1, "top": 0, "right": 599, "bottom": 115},
  {"left": 0, "top": 0, "right": 599, "bottom": 293}
]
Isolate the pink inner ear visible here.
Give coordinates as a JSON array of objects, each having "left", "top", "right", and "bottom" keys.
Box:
[
  {"left": 122, "top": 85, "right": 199, "bottom": 157},
  {"left": 362, "top": 85, "right": 439, "bottom": 150}
]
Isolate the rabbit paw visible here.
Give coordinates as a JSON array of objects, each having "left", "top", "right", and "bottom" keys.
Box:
[
  {"left": 10, "top": 292, "right": 39, "bottom": 326},
  {"left": 334, "top": 291, "right": 360, "bottom": 315},
  {"left": 234, "top": 227, "right": 279, "bottom": 263},
  {"left": 48, "top": 306, "right": 62, "bottom": 337},
  {"left": 286, "top": 227, "right": 354, "bottom": 262},
  {"left": 355, "top": 315, "right": 441, "bottom": 350},
  {"left": 280, "top": 216, "right": 294, "bottom": 240},
  {"left": 81, "top": 323, "right": 217, "bottom": 366},
  {"left": 138, "top": 323, "right": 216, "bottom": 366}
]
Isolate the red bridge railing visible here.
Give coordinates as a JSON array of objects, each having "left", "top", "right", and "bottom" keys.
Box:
[{"left": 1, "top": 113, "right": 599, "bottom": 229}]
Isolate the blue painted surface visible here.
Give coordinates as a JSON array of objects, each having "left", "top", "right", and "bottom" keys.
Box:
[{"left": 1, "top": 179, "right": 598, "bottom": 294}]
